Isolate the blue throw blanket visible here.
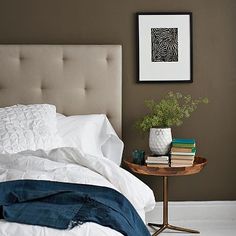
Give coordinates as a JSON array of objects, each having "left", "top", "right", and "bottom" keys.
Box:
[{"left": 0, "top": 180, "right": 150, "bottom": 236}]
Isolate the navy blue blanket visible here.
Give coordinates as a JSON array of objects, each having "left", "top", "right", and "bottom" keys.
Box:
[{"left": 0, "top": 180, "right": 150, "bottom": 236}]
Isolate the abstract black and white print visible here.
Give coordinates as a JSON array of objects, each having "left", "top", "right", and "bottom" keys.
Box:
[{"left": 151, "top": 28, "right": 178, "bottom": 62}]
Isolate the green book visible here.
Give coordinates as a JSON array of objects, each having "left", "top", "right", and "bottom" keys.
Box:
[{"left": 172, "top": 143, "right": 196, "bottom": 148}]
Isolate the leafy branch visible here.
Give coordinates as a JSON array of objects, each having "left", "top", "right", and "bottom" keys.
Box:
[{"left": 136, "top": 92, "right": 208, "bottom": 133}]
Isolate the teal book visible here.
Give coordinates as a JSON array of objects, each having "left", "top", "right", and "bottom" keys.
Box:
[{"left": 172, "top": 138, "right": 195, "bottom": 144}]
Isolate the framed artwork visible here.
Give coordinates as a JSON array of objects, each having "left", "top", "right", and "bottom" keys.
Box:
[{"left": 137, "top": 12, "right": 192, "bottom": 82}]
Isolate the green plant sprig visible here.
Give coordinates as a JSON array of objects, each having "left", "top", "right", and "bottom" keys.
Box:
[{"left": 136, "top": 92, "right": 208, "bottom": 133}]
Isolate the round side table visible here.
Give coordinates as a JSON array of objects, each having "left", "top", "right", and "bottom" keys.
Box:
[{"left": 124, "top": 157, "right": 207, "bottom": 236}]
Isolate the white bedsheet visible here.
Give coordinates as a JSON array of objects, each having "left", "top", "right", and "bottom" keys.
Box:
[
  {"left": 56, "top": 114, "right": 124, "bottom": 165},
  {"left": 0, "top": 147, "right": 155, "bottom": 236}
]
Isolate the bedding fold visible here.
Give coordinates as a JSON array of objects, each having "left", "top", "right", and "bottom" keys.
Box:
[{"left": 0, "top": 147, "right": 156, "bottom": 236}]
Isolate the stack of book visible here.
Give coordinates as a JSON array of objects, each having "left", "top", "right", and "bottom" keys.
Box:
[
  {"left": 170, "top": 138, "right": 196, "bottom": 167},
  {"left": 145, "top": 155, "right": 169, "bottom": 167}
]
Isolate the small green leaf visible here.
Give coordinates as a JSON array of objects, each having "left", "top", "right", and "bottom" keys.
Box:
[{"left": 135, "top": 92, "right": 209, "bottom": 133}]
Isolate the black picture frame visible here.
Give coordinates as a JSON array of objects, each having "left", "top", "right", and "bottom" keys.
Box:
[{"left": 137, "top": 12, "right": 193, "bottom": 83}]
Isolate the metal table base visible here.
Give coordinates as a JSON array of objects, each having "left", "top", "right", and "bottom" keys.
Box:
[{"left": 148, "top": 177, "right": 200, "bottom": 236}]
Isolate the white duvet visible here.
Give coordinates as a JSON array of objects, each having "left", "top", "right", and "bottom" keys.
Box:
[{"left": 0, "top": 147, "right": 155, "bottom": 236}]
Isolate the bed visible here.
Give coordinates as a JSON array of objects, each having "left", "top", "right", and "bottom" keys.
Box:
[{"left": 0, "top": 45, "right": 155, "bottom": 236}]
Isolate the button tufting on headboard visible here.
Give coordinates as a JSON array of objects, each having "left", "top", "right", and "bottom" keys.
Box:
[
  {"left": 106, "top": 55, "right": 112, "bottom": 63},
  {"left": 19, "top": 53, "right": 25, "bottom": 61},
  {"left": 106, "top": 113, "right": 111, "bottom": 119},
  {"left": 0, "top": 45, "right": 122, "bottom": 137},
  {"left": 40, "top": 84, "right": 45, "bottom": 90}
]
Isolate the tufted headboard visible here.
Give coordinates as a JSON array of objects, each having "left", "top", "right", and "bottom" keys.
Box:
[{"left": 0, "top": 45, "right": 122, "bottom": 136}]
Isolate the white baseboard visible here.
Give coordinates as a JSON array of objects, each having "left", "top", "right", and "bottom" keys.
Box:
[{"left": 145, "top": 201, "right": 236, "bottom": 222}]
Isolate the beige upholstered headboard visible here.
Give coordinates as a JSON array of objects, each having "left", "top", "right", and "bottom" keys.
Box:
[{"left": 0, "top": 45, "right": 122, "bottom": 136}]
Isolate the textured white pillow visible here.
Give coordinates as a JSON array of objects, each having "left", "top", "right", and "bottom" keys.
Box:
[
  {"left": 0, "top": 104, "right": 61, "bottom": 154},
  {"left": 57, "top": 114, "right": 124, "bottom": 165}
]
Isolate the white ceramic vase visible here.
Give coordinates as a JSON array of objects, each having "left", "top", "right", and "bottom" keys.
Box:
[{"left": 149, "top": 128, "right": 172, "bottom": 155}]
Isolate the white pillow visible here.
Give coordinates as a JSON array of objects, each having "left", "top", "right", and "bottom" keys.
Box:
[
  {"left": 0, "top": 104, "right": 61, "bottom": 154},
  {"left": 57, "top": 114, "right": 124, "bottom": 165}
]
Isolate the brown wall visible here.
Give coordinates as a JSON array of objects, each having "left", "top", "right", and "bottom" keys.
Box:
[{"left": 0, "top": 0, "right": 235, "bottom": 200}]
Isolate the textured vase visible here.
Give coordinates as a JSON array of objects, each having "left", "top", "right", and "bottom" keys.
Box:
[{"left": 149, "top": 128, "right": 172, "bottom": 155}]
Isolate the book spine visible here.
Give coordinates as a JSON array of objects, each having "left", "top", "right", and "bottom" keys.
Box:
[
  {"left": 171, "top": 160, "right": 194, "bottom": 164},
  {"left": 172, "top": 143, "right": 196, "bottom": 148},
  {"left": 171, "top": 147, "right": 196, "bottom": 153},
  {"left": 147, "top": 164, "right": 169, "bottom": 168},
  {"left": 170, "top": 152, "right": 195, "bottom": 156},
  {"left": 171, "top": 156, "right": 194, "bottom": 160},
  {"left": 172, "top": 138, "right": 195, "bottom": 144},
  {"left": 171, "top": 155, "right": 195, "bottom": 158},
  {"left": 171, "top": 164, "right": 193, "bottom": 167},
  {"left": 147, "top": 156, "right": 169, "bottom": 161},
  {"left": 145, "top": 160, "right": 169, "bottom": 164}
]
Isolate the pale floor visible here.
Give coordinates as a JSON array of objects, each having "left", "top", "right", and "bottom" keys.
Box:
[{"left": 145, "top": 201, "right": 236, "bottom": 236}]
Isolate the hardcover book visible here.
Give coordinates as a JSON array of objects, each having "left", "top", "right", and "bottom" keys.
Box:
[
  {"left": 172, "top": 143, "right": 196, "bottom": 148},
  {"left": 171, "top": 163, "right": 193, "bottom": 167},
  {"left": 146, "top": 156, "right": 169, "bottom": 161},
  {"left": 147, "top": 164, "right": 169, "bottom": 168},
  {"left": 171, "top": 159, "right": 194, "bottom": 164},
  {"left": 172, "top": 138, "right": 195, "bottom": 144},
  {"left": 145, "top": 160, "right": 169, "bottom": 164},
  {"left": 170, "top": 152, "right": 195, "bottom": 156},
  {"left": 171, "top": 147, "right": 196, "bottom": 153},
  {"left": 171, "top": 155, "right": 195, "bottom": 160}
]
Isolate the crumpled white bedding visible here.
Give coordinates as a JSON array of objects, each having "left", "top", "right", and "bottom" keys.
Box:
[
  {"left": 56, "top": 113, "right": 124, "bottom": 165},
  {"left": 0, "top": 147, "right": 155, "bottom": 236}
]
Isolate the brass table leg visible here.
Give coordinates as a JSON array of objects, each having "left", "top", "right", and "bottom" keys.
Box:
[{"left": 148, "top": 176, "right": 199, "bottom": 235}]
